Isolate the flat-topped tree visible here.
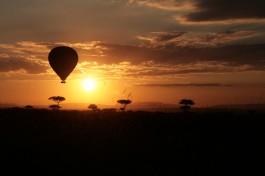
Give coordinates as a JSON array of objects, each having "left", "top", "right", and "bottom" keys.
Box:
[
  {"left": 179, "top": 99, "right": 195, "bottom": 112},
  {"left": 49, "top": 104, "right": 61, "bottom": 110},
  {"left": 117, "top": 99, "right": 132, "bottom": 112},
  {"left": 48, "top": 96, "right": 65, "bottom": 106},
  {"left": 88, "top": 104, "right": 98, "bottom": 111}
]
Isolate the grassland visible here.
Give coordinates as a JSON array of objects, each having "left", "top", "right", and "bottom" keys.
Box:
[{"left": 0, "top": 108, "right": 264, "bottom": 175}]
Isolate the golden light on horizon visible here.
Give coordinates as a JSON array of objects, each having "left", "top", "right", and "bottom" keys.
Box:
[{"left": 82, "top": 78, "right": 97, "bottom": 92}]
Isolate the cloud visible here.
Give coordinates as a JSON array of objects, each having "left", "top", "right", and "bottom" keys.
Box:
[
  {"left": 137, "top": 30, "right": 257, "bottom": 47},
  {"left": 77, "top": 60, "right": 258, "bottom": 82},
  {"left": 97, "top": 42, "right": 265, "bottom": 71},
  {"left": 185, "top": 0, "right": 265, "bottom": 22},
  {"left": 0, "top": 56, "right": 48, "bottom": 74},
  {"left": 137, "top": 31, "right": 187, "bottom": 46},
  {"left": 129, "top": 0, "right": 192, "bottom": 10},
  {"left": 1, "top": 40, "right": 265, "bottom": 81},
  {"left": 1, "top": 0, "right": 180, "bottom": 44},
  {"left": 130, "top": 0, "right": 265, "bottom": 23},
  {"left": 135, "top": 83, "right": 233, "bottom": 87}
]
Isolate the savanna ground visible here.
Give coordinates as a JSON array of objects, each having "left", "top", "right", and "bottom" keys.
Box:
[{"left": 0, "top": 108, "right": 264, "bottom": 175}]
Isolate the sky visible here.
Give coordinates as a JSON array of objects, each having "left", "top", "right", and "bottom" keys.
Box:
[{"left": 1, "top": 0, "right": 265, "bottom": 108}]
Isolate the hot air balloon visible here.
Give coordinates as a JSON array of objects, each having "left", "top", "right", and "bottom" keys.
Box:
[{"left": 48, "top": 46, "right": 78, "bottom": 83}]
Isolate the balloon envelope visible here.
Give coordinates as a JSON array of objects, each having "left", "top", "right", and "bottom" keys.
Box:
[{"left": 48, "top": 46, "right": 78, "bottom": 83}]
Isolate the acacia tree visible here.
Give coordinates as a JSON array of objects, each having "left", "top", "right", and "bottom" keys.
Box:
[
  {"left": 179, "top": 99, "right": 195, "bottom": 112},
  {"left": 25, "top": 105, "right": 34, "bottom": 109},
  {"left": 49, "top": 104, "right": 61, "bottom": 110},
  {"left": 48, "top": 96, "right": 65, "bottom": 106},
  {"left": 88, "top": 104, "right": 98, "bottom": 111},
  {"left": 117, "top": 99, "right": 132, "bottom": 112}
]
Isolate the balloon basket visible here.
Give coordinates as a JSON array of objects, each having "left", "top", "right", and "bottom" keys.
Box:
[{"left": 61, "top": 80, "right": 66, "bottom": 83}]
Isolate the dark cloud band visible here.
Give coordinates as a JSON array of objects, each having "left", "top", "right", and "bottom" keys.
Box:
[
  {"left": 184, "top": 0, "right": 265, "bottom": 22},
  {"left": 0, "top": 57, "right": 48, "bottom": 74},
  {"left": 136, "top": 83, "right": 233, "bottom": 87},
  {"left": 131, "top": 0, "right": 265, "bottom": 22}
]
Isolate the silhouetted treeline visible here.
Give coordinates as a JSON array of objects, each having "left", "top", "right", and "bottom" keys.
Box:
[{"left": 0, "top": 109, "right": 264, "bottom": 175}]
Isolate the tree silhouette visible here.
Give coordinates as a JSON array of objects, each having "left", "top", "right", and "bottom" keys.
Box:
[
  {"left": 179, "top": 99, "right": 195, "bottom": 112},
  {"left": 117, "top": 99, "right": 132, "bottom": 112},
  {"left": 88, "top": 104, "right": 98, "bottom": 111},
  {"left": 48, "top": 96, "right": 65, "bottom": 106},
  {"left": 49, "top": 104, "right": 61, "bottom": 110},
  {"left": 25, "top": 105, "right": 34, "bottom": 109}
]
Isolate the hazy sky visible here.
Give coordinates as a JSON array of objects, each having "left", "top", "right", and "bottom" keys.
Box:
[{"left": 1, "top": 0, "right": 265, "bottom": 107}]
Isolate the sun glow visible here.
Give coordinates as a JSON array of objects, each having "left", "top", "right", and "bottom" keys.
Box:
[{"left": 82, "top": 78, "right": 96, "bottom": 92}]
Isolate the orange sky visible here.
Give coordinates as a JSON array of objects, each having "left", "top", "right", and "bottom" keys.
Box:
[
  {"left": 0, "top": 0, "right": 265, "bottom": 108},
  {"left": 1, "top": 79, "right": 265, "bottom": 108}
]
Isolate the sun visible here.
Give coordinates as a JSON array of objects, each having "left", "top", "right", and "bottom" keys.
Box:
[{"left": 82, "top": 78, "right": 96, "bottom": 92}]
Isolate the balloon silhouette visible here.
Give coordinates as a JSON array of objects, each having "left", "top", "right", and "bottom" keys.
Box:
[{"left": 48, "top": 46, "right": 78, "bottom": 83}]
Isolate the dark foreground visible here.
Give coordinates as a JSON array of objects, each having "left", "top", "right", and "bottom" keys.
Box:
[{"left": 0, "top": 109, "right": 264, "bottom": 175}]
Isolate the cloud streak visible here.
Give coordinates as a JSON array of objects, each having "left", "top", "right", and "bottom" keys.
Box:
[
  {"left": 129, "top": 0, "right": 192, "bottom": 10},
  {"left": 1, "top": 40, "right": 265, "bottom": 81},
  {"left": 130, "top": 0, "right": 265, "bottom": 24},
  {"left": 0, "top": 56, "right": 48, "bottom": 74},
  {"left": 135, "top": 83, "right": 233, "bottom": 87},
  {"left": 77, "top": 60, "right": 259, "bottom": 83},
  {"left": 185, "top": 0, "right": 265, "bottom": 22},
  {"left": 98, "top": 42, "right": 265, "bottom": 70},
  {"left": 137, "top": 30, "right": 257, "bottom": 47}
]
